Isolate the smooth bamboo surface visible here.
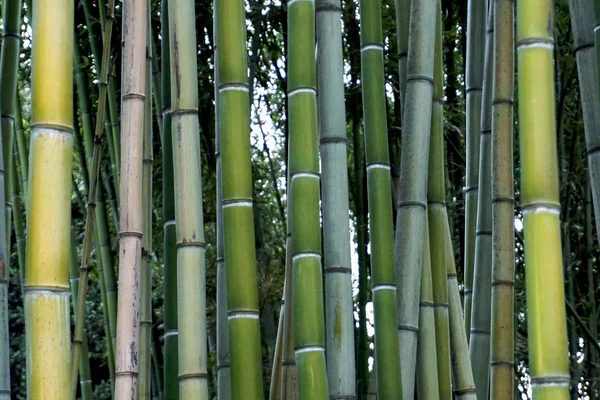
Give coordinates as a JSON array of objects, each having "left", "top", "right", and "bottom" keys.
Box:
[
  {"left": 160, "top": 1, "right": 178, "bottom": 397},
  {"left": 359, "top": 0, "right": 403, "bottom": 396},
  {"left": 217, "top": 0, "right": 264, "bottom": 397},
  {"left": 469, "top": 4, "right": 494, "bottom": 398},
  {"left": 490, "top": 0, "right": 515, "bottom": 397},
  {"left": 114, "top": 0, "right": 147, "bottom": 396},
  {"left": 517, "top": 0, "right": 570, "bottom": 397},
  {"left": 25, "top": 1, "right": 74, "bottom": 398},
  {"left": 464, "top": 0, "right": 488, "bottom": 340},
  {"left": 287, "top": 0, "right": 329, "bottom": 398},
  {"left": 316, "top": 0, "right": 356, "bottom": 396}
]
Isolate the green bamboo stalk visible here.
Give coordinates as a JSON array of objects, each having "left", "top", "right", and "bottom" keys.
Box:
[
  {"left": 464, "top": 0, "right": 488, "bottom": 340},
  {"left": 114, "top": 0, "right": 147, "bottom": 396},
  {"left": 359, "top": 0, "right": 402, "bottom": 396},
  {"left": 168, "top": 0, "right": 208, "bottom": 396},
  {"left": 0, "top": 0, "right": 22, "bottom": 254},
  {"left": 279, "top": 232, "right": 297, "bottom": 400},
  {"left": 287, "top": 0, "right": 329, "bottom": 398},
  {"left": 151, "top": 317, "right": 165, "bottom": 400},
  {"left": 417, "top": 221, "right": 440, "bottom": 400},
  {"left": 213, "top": 1, "right": 231, "bottom": 398},
  {"left": 139, "top": 10, "right": 155, "bottom": 396},
  {"left": 394, "top": 0, "right": 410, "bottom": 105},
  {"left": 591, "top": 0, "right": 600, "bottom": 254},
  {"left": 445, "top": 217, "right": 477, "bottom": 399},
  {"left": 151, "top": 35, "right": 163, "bottom": 141},
  {"left": 25, "top": 0, "right": 74, "bottom": 397},
  {"left": 10, "top": 149, "right": 25, "bottom": 287},
  {"left": 427, "top": 5, "right": 452, "bottom": 398},
  {"left": 69, "top": 229, "right": 94, "bottom": 400},
  {"left": 516, "top": 0, "right": 570, "bottom": 397},
  {"left": 316, "top": 0, "right": 355, "bottom": 396},
  {"left": 269, "top": 305, "right": 284, "bottom": 400},
  {"left": 217, "top": 0, "right": 265, "bottom": 397},
  {"left": 160, "top": 1, "right": 178, "bottom": 397},
  {"left": 469, "top": 4, "right": 494, "bottom": 398},
  {"left": 352, "top": 110, "right": 369, "bottom": 400},
  {"left": 490, "top": 0, "right": 515, "bottom": 397},
  {"left": 14, "top": 93, "right": 28, "bottom": 203},
  {"left": 394, "top": 1, "right": 437, "bottom": 398}
]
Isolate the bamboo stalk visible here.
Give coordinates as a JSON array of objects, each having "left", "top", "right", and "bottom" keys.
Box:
[
  {"left": 428, "top": 5, "right": 452, "bottom": 398},
  {"left": 69, "top": 229, "right": 93, "bottom": 400},
  {"left": 269, "top": 305, "right": 284, "bottom": 400},
  {"left": 279, "top": 230, "right": 297, "bottom": 400},
  {"left": 394, "top": 1, "right": 437, "bottom": 398},
  {"left": 0, "top": 0, "right": 22, "bottom": 254},
  {"left": 516, "top": 0, "right": 570, "bottom": 397},
  {"left": 10, "top": 148, "right": 25, "bottom": 288},
  {"left": 213, "top": 1, "right": 230, "bottom": 398},
  {"left": 417, "top": 221, "right": 440, "bottom": 400},
  {"left": 469, "top": 4, "right": 494, "bottom": 398},
  {"left": 168, "top": 0, "right": 209, "bottom": 396},
  {"left": 139, "top": 9, "right": 155, "bottom": 396},
  {"left": 463, "top": 0, "right": 488, "bottom": 340},
  {"left": 359, "top": 0, "right": 402, "bottom": 396},
  {"left": 490, "top": 0, "right": 515, "bottom": 397},
  {"left": 114, "top": 0, "right": 147, "bottom": 396},
  {"left": 444, "top": 217, "right": 477, "bottom": 399},
  {"left": 287, "top": 0, "right": 329, "bottom": 397},
  {"left": 316, "top": 0, "right": 355, "bottom": 396},
  {"left": 14, "top": 93, "right": 27, "bottom": 202},
  {"left": 160, "top": 1, "right": 178, "bottom": 397},
  {"left": 24, "top": 1, "right": 74, "bottom": 397}
]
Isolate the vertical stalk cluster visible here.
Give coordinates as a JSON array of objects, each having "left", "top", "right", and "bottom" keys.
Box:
[
  {"left": 428, "top": 5, "right": 452, "bottom": 398},
  {"left": 24, "top": 1, "right": 74, "bottom": 398},
  {"left": 469, "top": 4, "right": 494, "bottom": 398},
  {"left": 516, "top": 0, "right": 570, "bottom": 397},
  {"left": 316, "top": 0, "right": 355, "bottom": 397},
  {"left": 463, "top": 0, "right": 487, "bottom": 338},
  {"left": 394, "top": 1, "right": 437, "bottom": 398},
  {"left": 359, "top": 0, "right": 402, "bottom": 396},
  {"left": 114, "top": 0, "right": 147, "bottom": 396},
  {"left": 287, "top": 0, "right": 329, "bottom": 398},
  {"left": 71, "top": 0, "right": 118, "bottom": 389},
  {"left": 168, "top": 0, "right": 209, "bottom": 396},
  {"left": 216, "top": 0, "right": 265, "bottom": 398},
  {"left": 490, "top": 0, "right": 515, "bottom": 397},
  {"left": 160, "top": 1, "right": 179, "bottom": 397}
]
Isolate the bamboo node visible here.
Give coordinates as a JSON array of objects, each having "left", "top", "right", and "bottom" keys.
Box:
[
  {"left": 176, "top": 240, "right": 206, "bottom": 249},
  {"left": 324, "top": 266, "right": 352, "bottom": 274},
  {"left": 295, "top": 346, "right": 325, "bottom": 355},
  {"left": 288, "top": 87, "right": 317, "bottom": 97},
  {"left": 397, "top": 200, "right": 427, "bottom": 210},
  {"left": 366, "top": 163, "right": 390, "bottom": 172},
  {"left": 178, "top": 372, "right": 209, "bottom": 382},
  {"left": 293, "top": 252, "right": 322, "bottom": 262},
  {"left": 228, "top": 311, "right": 260, "bottom": 320},
  {"left": 405, "top": 75, "right": 434, "bottom": 85},
  {"left": 360, "top": 44, "right": 384, "bottom": 53},
  {"left": 398, "top": 324, "right": 418, "bottom": 334},
  {"left": 372, "top": 284, "right": 396, "bottom": 292},
  {"left": 287, "top": 0, "right": 315, "bottom": 8},
  {"left": 320, "top": 137, "right": 348, "bottom": 144},
  {"left": 515, "top": 38, "right": 553, "bottom": 51},
  {"left": 222, "top": 199, "right": 253, "bottom": 208},
  {"left": 315, "top": 3, "right": 341, "bottom": 13},
  {"left": 529, "top": 375, "right": 570, "bottom": 388}
]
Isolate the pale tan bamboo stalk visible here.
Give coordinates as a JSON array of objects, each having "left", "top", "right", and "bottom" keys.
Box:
[{"left": 114, "top": 0, "right": 147, "bottom": 397}]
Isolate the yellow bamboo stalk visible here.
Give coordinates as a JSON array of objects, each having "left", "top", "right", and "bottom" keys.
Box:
[
  {"left": 516, "top": 0, "right": 570, "bottom": 398},
  {"left": 114, "top": 0, "right": 147, "bottom": 397},
  {"left": 24, "top": 1, "right": 74, "bottom": 398}
]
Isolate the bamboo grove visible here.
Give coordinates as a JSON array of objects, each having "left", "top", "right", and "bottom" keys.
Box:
[{"left": 4, "top": 0, "right": 600, "bottom": 398}]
